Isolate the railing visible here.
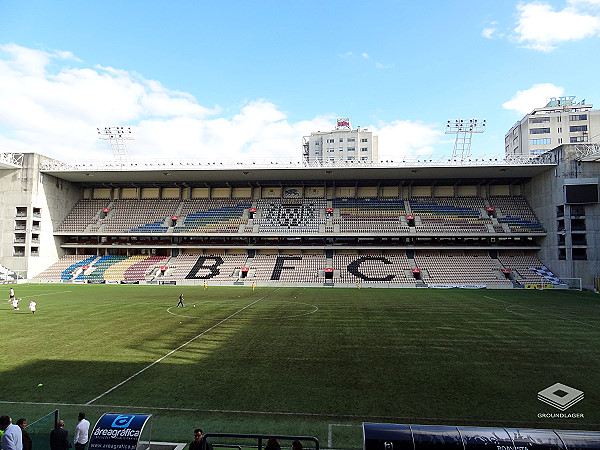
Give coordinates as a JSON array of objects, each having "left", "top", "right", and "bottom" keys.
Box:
[{"left": 40, "top": 153, "right": 556, "bottom": 171}]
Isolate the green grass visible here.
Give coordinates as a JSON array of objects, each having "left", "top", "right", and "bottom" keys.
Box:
[{"left": 2, "top": 284, "right": 599, "bottom": 449}]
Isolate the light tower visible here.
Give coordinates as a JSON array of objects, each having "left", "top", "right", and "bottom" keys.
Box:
[
  {"left": 445, "top": 119, "right": 486, "bottom": 159},
  {"left": 97, "top": 126, "right": 134, "bottom": 160}
]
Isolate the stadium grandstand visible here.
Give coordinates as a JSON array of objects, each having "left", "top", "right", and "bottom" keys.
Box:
[{"left": 1, "top": 143, "right": 599, "bottom": 290}]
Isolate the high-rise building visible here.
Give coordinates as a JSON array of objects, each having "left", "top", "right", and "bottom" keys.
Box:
[
  {"left": 505, "top": 96, "right": 600, "bottom": 158},
  {"left": 303, "top": 118, "right": 378, "bottom": 164}
]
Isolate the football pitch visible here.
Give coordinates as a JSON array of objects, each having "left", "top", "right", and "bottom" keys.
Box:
[{"left": 2, "top": 284, "right": 599, "bottom": 449}]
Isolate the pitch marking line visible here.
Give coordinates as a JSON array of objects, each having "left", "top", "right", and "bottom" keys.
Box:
[
  {"left": 86, "top": 288, "right": 281, "bottom": 405},
  {"left": 484, "top": 295, "right": 599, "bottom": 328}
]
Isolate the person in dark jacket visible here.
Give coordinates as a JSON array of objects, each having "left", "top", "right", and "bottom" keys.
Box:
[
  {"left": 16, "top": 419, "right": 32, "bottom": 450},
  {"left": 50, "top": 420, "right": 72, "bottom": 450}
]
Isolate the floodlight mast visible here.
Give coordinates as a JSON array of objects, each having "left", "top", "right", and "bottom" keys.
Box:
[
  {"left": 445, "top": 119, "right": 486, "bottom": 159},
  {"left": 97, "top": 126, "right": 134, "bottom": 161}
]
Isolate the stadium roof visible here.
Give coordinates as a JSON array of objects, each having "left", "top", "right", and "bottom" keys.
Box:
[{"left": 41, "top": 160, "right": 556, "bottom": 186}]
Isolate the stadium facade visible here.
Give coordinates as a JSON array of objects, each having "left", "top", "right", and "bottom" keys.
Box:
[{"left": 0, "top": 144, "right": 598, "bottom": 290}]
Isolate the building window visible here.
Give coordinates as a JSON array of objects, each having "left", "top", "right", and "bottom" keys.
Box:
[
  {"left": 570, "top": 114, "right": 587, "bottom": 121},
  {"left": 361, "top": 147, "right": 368, "bottom": 152},
  {"left": 529, "top": 117, "right": 550, "bottom": 124},
  {"left": 361, "top": 138, "right": 368, "bottom": 142},
  {"left": 347, "top": 137, "right": 355, "bottom": 142},
  {"left": 315, "top": 142, "right": 319, "bottom": 146},
  {"left": 347, "top": 156, "right": 355, "bottom": 161},
  {"left": 339, "top": 138, "right": 343, "bottom": 143},
  {"left": 570, "top": 125, "right": 588, "bottom": 132},
  {"left": 570, "top": 136, "right": 588, "bottom": 143},
  {"left": 327, "top": 148, "right": 334, "bottom": 153},
  {"left": 530, "top": 128, "right": 550, "bottom": 134},
  {"left": 339, "top": 147, "right": 343, "bottom": 152},
  {"left": 361, "top": 156, "right": 368, "bottom": 160},
  {"left": 326, "top": 139, "right": 334, "bottom": 144},
  {"left": 348, "top": 147, "right": 355, "bottom": 152},
  {"left": 530, "top": 138, "right": 551, "bottom": 145}
]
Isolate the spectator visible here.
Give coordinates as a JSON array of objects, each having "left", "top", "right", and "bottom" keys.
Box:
[
  {"left": 292, "top": 441, "right": 302, "bottom": 450},
  {"left": 74, "top": 413, "right": 90, "bottom": 450},
  {"left": 50, "top": 420, "right": 72, "bottom": 450},
  {"left": 265, "top": 439, "right": 281, "bottom": 450},
  {"left": 0, "top": 415, "right": 23, "bottom": 450},
  {"left": 16, "top": 419, "right": 31, "bottom": 450},
  {"left": 189, "top": 428, "right": 213, "bottom": 450}
]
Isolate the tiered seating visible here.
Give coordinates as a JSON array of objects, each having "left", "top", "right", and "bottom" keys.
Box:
[
  {"left": 414, "top": 250, "right": 511, "bottom": 286},
  {"left": 103, "top": 255, "right": 147, "bottom": 281},
  {"left": 80, "top": 256, "right": 127, "bottom": 281},
  {"left": 410, "top": 197, "right": 491, "bottom": 233},
  {"left": 56, "top": 199, "right": 108, "bottom": 233},
  {"left": 255, "top": 199, "right": 325, "bottom": 233},
  {"left": 36, "top": 255, "right": 88, "bottom": 280},
  {"left": 174, "top": 199, "right": 250, "bottom": 233},
  {"left": 271, "top": 254, "right": 326, "bottom": 282},
  {"left": 490, "top": 196, "right": 545, "bottom": 233},
  {"left": 250, "top": 254, "right": 283, "bottom": 281},
  {"left": 332, "top": 252, "right": 413, "bottom": 284},
  {"left": 102, "top": 199, "right": 179, "bottom": 233},
  {"left": 332, "top": 198, "right": 410, "bottom": 233},
  {"left": 61, "top": 255, "right": 97, "bottom": 280},
  {"left": 497, "top": 252, "right": 561, "bottom": 284},
  {"left": 124, "top": 255, "right": 170, "bottom": 281}
]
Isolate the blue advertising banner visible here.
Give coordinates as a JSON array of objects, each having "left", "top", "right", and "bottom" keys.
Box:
[{"left": 89, "top": 413, "right": 152, "bottom": 450}]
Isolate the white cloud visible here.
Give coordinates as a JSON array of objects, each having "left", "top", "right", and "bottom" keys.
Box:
[
  {"left": 502, "top": 83, "right": 565, "bottom": 115},
  {"left": 0, "top": 43, "right": 335, "bottom": 162},
  {"left": 481, "top": 21, "right": 503, "bottom": 39},
  {"left": 514, "top": 2, "right": 600, "bottom": 51},
  {"left": 361, "top": 53, "right": 369, "bottom": 59},
  {"left": 372, "top": 120, "right": 443, "bottom": 160}
]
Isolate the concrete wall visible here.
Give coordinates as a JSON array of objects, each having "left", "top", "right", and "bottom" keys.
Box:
[
  {"left": 525, "top": 145, "right": 599, "bottom": 290},
  {"left": 0, "top": 154, "right": 81, "bottom": 278}
]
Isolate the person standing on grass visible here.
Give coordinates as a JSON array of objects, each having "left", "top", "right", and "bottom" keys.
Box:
[
  {"left": 11, "top": 297, "right": 20, "bottom": 310},
  {"left": 74, "top": 412, "right": 89, "bottom": 450},
  {"left": 50, "top": 420, "right": 71, "bottom": 450},
  {"left": 9, "top": 287, "right": 15, "bottom": 302},
  {"left": 177, "top": 293, "right": 185, "bottom": 307},
  {"left": 189, "top": 429, "right": 213, "bottom": 450},
  {"left": 0, "top": 415, "right": 23, "bottom": 450},
  {"left": 16, "top": 419, "right": 31, "bottom": 450},
  {"left": 29, "top": 300, "right": 36, "bottom": 314}
]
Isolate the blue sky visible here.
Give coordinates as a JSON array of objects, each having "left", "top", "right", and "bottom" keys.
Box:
[{"left": 1, "top": 0, "right": 599, "bottom": 162}]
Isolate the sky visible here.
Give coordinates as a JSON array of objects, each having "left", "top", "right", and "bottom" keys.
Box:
[{"left": 1, "top": 0, "right": 600, "bottom": 163}]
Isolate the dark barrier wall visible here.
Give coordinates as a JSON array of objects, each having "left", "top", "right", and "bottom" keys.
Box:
[{"left": 363, "top": 423, "right": 600, "bottom": 450}]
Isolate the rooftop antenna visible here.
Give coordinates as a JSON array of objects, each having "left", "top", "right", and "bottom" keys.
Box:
[
  {"left": 97, "top": 126, "right": 134, "bottom": 160},
  {"left": 445, "top": 119, "right": 485, "bottom": 160}
]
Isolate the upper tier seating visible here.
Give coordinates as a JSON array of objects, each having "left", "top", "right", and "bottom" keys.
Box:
[
  {"left": 56, "top": 199, "right": 109, "bottom": 233},
  {"left": 255, "top": 199, "right": 326, "bottom": 233},
  {"left": 55, "top": 196, "right": 546, "bottom": 235},
  {"left": 174, "top": 199, "right": 250, "bottom": 233},
  {"left": 332, "top": 198, "right": 410, "bottom": 233},
  {"left": 489, "top": 196, "right": 545, "bottom": 233},
  {"left": 409, "top": 197, "right": 491, "bottom": 233},
  {"left": 102, "top": 199, "right": 180, "bottom": 233}
]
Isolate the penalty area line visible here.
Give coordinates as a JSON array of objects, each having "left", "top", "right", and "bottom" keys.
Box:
[{"left": 85, "top": 288, "right": 280, "bottom": 405}]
